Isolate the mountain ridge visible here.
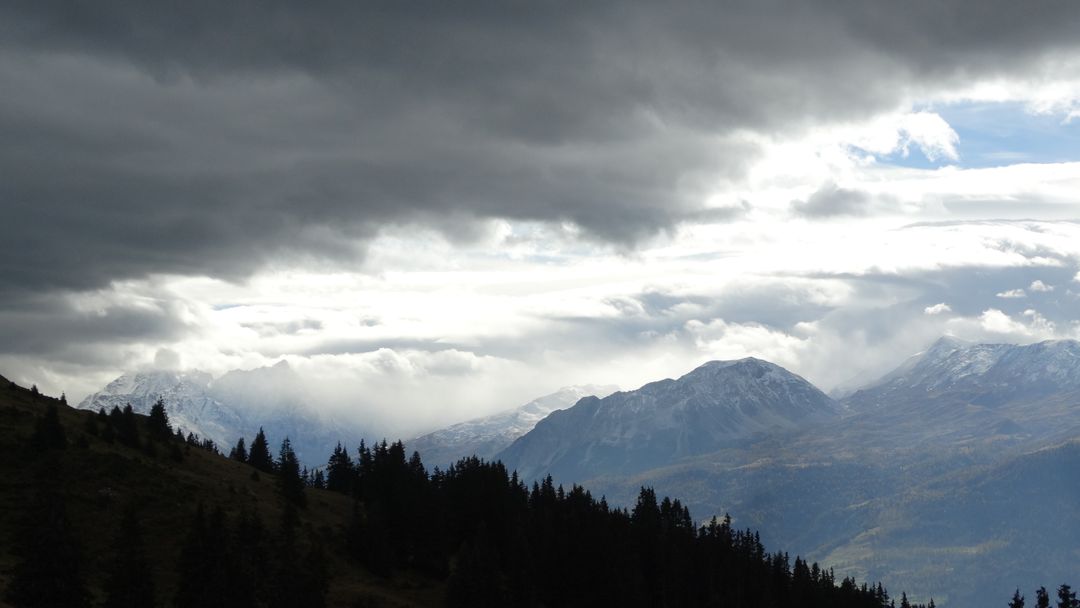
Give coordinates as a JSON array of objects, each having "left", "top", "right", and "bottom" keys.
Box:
[{"left": 498, "top": 357, "right": 838, "bottom": 482}]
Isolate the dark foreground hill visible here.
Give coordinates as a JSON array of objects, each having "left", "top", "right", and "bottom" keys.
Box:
[
  {"left": 0, "top": 374, "right": 907, "bottom": 608},
  {"left": 0, "top": 376, "right": 436, "bottom": 608}
]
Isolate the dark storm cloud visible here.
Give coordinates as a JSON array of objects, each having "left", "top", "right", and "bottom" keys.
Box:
[
  {"left": 4, "top": 1, "right": 1080, "bottom": 294},
  {"left": 0, "top": 293, "right": 192, "bottom": 361}
]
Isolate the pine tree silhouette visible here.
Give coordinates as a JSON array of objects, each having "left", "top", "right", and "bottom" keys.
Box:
[
  {"left": 247, "top": 427, "right": 275, "bottom": 473},
  {"left": 147, "top": 398, "right": 171, "bottom": 441},
  {"left": 1037, "top": 587, "right": 1051, "bottom": 608},
  {"left": 277, "top": 437, "right": 307, "bottom": 508},
  {"left": 1058, "top": 584, "right": 1078, "bottom": 608},
  {"left": 230, "top": 437, "right": 248, "bottom": 463},
  {"left": 325, "top": 442, "right": 355, "bottom": 494}
]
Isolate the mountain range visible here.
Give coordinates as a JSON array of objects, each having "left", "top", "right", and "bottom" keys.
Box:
[
  {"left": 486, "top": 337, "right": 1080, "bottom": 607},
  {"left": 69, "top": 336, "right": 1080, "bottom": 605}
]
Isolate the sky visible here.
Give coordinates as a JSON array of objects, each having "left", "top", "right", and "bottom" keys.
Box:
[{"left": 4, "top": 2, "right": 1080, "bottom": 437}]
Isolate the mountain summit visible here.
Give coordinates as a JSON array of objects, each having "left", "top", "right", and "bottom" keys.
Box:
[{"left": 497, "top": 358, "right": 837, "bottom": 482}]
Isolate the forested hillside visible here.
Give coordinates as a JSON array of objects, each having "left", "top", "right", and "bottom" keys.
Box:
[{"left": 1, "top": 376, "right": 930, "bottom": 607}]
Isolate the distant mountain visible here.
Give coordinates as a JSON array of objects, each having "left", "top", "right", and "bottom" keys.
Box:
[
  {"left": 844, "top": 337, "right": 1080, "bottom": 445},
  {"left": 498, "top": 358, "right": 838, "bottom": 481},
  {"left": 78, "top": 362, "right": 358, "bottom": 464},
  {"left": 79, "top": 369, "right": 242, "bottom": 448},
  {"left": 851, "top": 336, "right": 1080, "bottom": 404},
  {"left": 571, "top": 338, "right": 1080, "bottom": 607},
  {"left": 408, "top": 384, "right": 618, "bottom": 468}
]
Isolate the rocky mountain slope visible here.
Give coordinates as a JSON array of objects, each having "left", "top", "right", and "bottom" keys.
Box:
[{"left": 498, "top": 358, "right": 838, "bottom": 481}]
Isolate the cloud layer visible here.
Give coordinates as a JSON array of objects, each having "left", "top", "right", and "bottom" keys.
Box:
[
  {"left": 5, "top": 3, "right": 1080, "bottom": 435},
  {"left": 4, "top": 2, "right": 1080, "bottom": 292}
]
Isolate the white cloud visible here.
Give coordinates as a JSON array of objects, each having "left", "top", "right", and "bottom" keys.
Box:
[
  {"left": 996, "top": 289, "right": 1027, "bottom": 299},
  {"left": 1029, "top": 280, "right": 1054, "bottom": 292},
  {"left": 893, "top": 112, "right": 961, "bottom": 162},
  {"left": 924, "top": 303, "right": 952, "bottom": 315},
  {"left": 684, "top": 319, "right": 809, "bottom": 371},
  {"left": 1022, "top": 309, "right": 1056, "bottom": 334},
  {"left": 978, "top": 309, "right": 1031, "bottom": 335}
]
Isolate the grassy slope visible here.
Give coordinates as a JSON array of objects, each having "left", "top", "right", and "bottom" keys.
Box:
[{"left": 0, "top": 376, "right": 444, "bottom": 608}]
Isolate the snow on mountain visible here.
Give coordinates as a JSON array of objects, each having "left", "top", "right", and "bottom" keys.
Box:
[
  {"left": 78, "top": 369, "right": 244, "bottom": 450},
  {"left": 497, "top": 358, "right": 838, "bottom": 482},
  {"left": 849, "top": 337, "right": 1080, "bottom": 408},
  {"left": 408, "top": 384, "right": 619, "bottom": 468},
  {"left": 78, "top": 362, "right": 360, "bottom": 465}
]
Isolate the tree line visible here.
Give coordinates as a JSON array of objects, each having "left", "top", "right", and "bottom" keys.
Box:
[
  {"left": 1008, "top": 585, "right": 1080, "bottom": 608},
  {"left": 6, "top": 392, "right": 968, "bottom": 607}
]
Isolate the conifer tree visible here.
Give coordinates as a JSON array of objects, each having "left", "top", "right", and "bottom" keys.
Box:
[
  {"left": 230, "top": 437, "right": 248, "bottom": 463},
  {"left": 1038, "top": 587, "right": 1052, "bottom": 608},
  {"left": 1011, "top": 589, "right": 1027, "bottom": 608},
  {"left": 102, "top": 505, "right": 156, "bottom": 608},
  {"left": 1058, "top": 584, "right": 1078, "bottom": 608},
  {"left": 247, "top": 427, "right": 275, "bottom": 473},
  {"left": 277, "top": 437, "right": 306, "bottom": 508},
  {"left": 147, "top": 398, "right": 171, "bottom": 440},
  {"left": 325, "top": 442, "right": 355, "bottom": 494}
]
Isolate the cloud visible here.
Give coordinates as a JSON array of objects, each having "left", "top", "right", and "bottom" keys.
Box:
[
  {"left": 3, "top": 3, "right": 1080, "bottom": 294},
  {"left": 684, "top": 319, "right": 809, "bottom": 371},
  {"left": 791, "top": 182, "right": 874, "bottom": 218},
  {"left": 1029, "top": 279, "right": 1054, "bottom": 292},
  {"left": 924, "top": 303, "right": 952, "bottom": 315},
  {"left": 892, "top": 112, "right": 960, "bottom": 162},
  {"left": 996, "top": 289, "right": 1027, "bottom": 299},
  {"left": 153, "top": 348, "right": 181, "bottom": 370},
  {"left": 978, "top": 308, "right": 1030, "bottom": 335}
]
